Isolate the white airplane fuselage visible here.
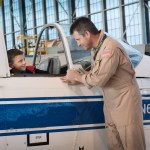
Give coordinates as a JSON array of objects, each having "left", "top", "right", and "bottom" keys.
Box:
[{"left": 0, "top": 77, "right": 150, "bottom": 150}]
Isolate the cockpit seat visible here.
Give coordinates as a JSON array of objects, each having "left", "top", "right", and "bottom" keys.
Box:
[{"left": 47, "top": 57, "right": 61, "bottom": 74}]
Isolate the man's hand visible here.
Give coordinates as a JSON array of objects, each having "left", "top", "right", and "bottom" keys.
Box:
[
  {"left": 66, "top": 69, "right": 82, "bottom": 82},
  {"left": 60, "top": 76, "right": 80, "bottom": 85},
  {"left": 60, "top": 69, "right": 83, "bottom": 85}
]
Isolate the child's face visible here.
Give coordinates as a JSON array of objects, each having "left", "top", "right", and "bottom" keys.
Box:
[{"left": 11, "top": 54, "right": 26, "bottom": 71}]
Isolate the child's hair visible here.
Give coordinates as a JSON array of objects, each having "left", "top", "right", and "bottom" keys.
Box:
[{"left": 7, "top": 49, "right": 23, "bottom": 67}]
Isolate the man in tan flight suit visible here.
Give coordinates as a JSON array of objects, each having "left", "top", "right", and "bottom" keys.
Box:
[{"left": 61, "top": 17, "right": 146, "bottom": 150}]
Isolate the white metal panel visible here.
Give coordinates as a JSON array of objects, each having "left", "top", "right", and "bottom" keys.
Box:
[
  {"left": 5, "top": 135, "right": 27, "bottom": 150},
  {"left": 50, "top": 131, "right": 76, "bottom": 150},
  {"left": 50, "top": 129, "right": 108, "bottom": 150},
  {"left": 27, "top": 145, "right": 50, "bottom": 150},
  {"left": 73, "top": 129, "right": 108, "bottom": 150},
  {"left": 144, "top": 125, "right": 150, "bottom": 149},
  {"left": 0, "top": 136, "right": 7, "bottom": 150},
  {"left": 0, "top": 29, "right": 10, "bottom": 77},
  {"left": 135, "top": 55, "right": 150, "bottom": 77},
  {"left": 0, "top": 77, "right": 101, "bottom": 99}
]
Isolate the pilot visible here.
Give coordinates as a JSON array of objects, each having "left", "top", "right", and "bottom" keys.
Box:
[
  {"left": 61, "top": 17, "right": 146, "bottom": 150},
  {"left": 7, "top": 49, "right": 46, "bottom": 74}
]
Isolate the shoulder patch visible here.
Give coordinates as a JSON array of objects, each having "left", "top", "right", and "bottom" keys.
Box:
[
  {"left": 95, "top": 60, "right": 100, "bottom": 64},
  {"left": 101, "top": 50, "right": 112, "bottom": 58}
]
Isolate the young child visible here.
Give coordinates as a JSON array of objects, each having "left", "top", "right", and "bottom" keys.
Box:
[{"left": 7, "top": 49, "right": 46, "bottom": 74}]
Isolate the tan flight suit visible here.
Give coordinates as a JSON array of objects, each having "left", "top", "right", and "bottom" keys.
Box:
[{"left": 82, "top": 30, "right": 146, "bottom": 150}]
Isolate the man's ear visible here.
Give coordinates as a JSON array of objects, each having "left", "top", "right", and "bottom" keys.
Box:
[{"left": 84, "top": 31, "right": 90, "bottom": 38}]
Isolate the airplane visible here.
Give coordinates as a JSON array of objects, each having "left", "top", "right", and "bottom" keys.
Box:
[{"left": 0, "top": 23, "right": 150, "bottom": 150}]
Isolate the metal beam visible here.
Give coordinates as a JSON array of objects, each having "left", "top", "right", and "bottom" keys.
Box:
[
  {"left": 139, "top": 0, "right": 147, "bottom": 44},
  {"left": 144, "top": 0, "right": 149, "bottom": 43},
  {"left": 32, "top": 0, "right": 36, "bottom": 34},
  {"left": 18, "top": 0, "right": 26, "bottom": 35},
  {"left": 1, "top": 0, "right": 6, "bottom": 42},
  {"left": 102, "top": 0, "right": 107, "bottom": 31},
  {"left": 10, "top": 0, "right": 15, "bottom": 47},
  {"left": 120, "top": 0, "right": 126, "bottom": 41}
]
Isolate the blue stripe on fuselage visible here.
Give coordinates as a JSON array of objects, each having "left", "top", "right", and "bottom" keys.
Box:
[
  {"left": 0, "top": 95, "right": 150, "bottom": 131},
  {"left": 0, "top": 101, "right": 104, "bottom": 130}
]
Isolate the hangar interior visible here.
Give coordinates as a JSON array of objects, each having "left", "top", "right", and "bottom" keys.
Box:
[
  {"left": 0, "top": 1, "right": 150, "bottom": 150},
  {"left": 0, "top": 0, "right": 150, "bottom": 55}
]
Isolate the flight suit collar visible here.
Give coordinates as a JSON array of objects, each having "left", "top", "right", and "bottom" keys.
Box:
[{"left": 93, "top": 30, "right": 107, "bottom": 60}]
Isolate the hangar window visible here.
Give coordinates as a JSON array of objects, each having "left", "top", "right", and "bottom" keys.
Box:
[
  {"left": 46, "top": 0, "right": 55, "bottom": 24},
  {"left": 124, "top": 3, "right": 142, "bottom": 45},
  {"left": 75, "top": 0, "right": 86, "bottom": 17},
  {"left": 4, "top": 0, "right": 12, "bottom": 50},
  {"left": 25, "top": 0, "right": 34, "bottom": 35}
]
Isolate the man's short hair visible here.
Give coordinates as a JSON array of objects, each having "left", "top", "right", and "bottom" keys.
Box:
[
  {"left": 70, "top": 17, "right": 99, "bottom": 35},
  {"left": 7, "top": 49, "right": 23, "bottom": 66}
]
